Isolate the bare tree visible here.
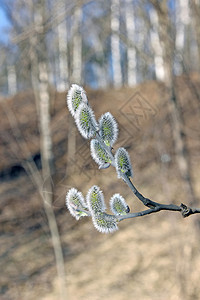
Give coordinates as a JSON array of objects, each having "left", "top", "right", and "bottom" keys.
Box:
[
  {"left": 5, "top": 0, "right": 68, "bottom": 298},
  {"left": 151, "top": 0, "right": 196, "bottom": 205},
  {"left": 33, "top": 2, "right": 67, "bottom": 299}
]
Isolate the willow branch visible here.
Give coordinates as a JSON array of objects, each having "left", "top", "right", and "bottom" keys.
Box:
[
  {"left": 116, "top": 175, "right": 200, "bottom": 220},
  {"left": 94, "top": 128, "right": 200, "bottom": 220},
  {"left": 66, "top": 84, "right": 200, "bottom": 234},
  {"left": 118, "top": 204, "right": 200, "bottom": 222}
]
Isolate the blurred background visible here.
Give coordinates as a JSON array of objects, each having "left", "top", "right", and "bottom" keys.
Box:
[{"left": 0, "top": 0, "right": 200, "bottom": 299}]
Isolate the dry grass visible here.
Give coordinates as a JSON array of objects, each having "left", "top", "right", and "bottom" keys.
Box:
[{"left": 0, "top": 76, "right": 200, "bottom": 300}]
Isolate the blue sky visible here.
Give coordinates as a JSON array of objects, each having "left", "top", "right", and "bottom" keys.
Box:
[{"left": 0, "top": 7, "right": 10, "bottom": 43}]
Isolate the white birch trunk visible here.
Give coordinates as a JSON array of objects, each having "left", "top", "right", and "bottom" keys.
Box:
[
  {"left": 90, "top": 33, "right": 108, "bottom": 88},
  {"left": 125, "top": 0, "right": 137, "bottom": 86},
  {"left": 71, "top": 6, "right": 82, "bottom": 84},
  {"left": 33, "top": 0, "right": 54, "bottom": 187},
  {"left": 38, "top": 62, "right": 54, "bottom": 175},
  {"left": 7, "top": 65, "right": 17, "bottom": 95},
  {"left": 56, "top": 0, "right": 69, "bottom": 92},
  {"left": 29, "top": 3, "right": 40, "bottom": 114},
  {"left": 189, "top": 0, "right": 200, "bottom": 71},
  {"left": 111, "top": 0, "right": 122, "bottom": 88},
  {"left": 150, "top": 9, "right": 165, "bottom": 82},
  {"left": 175, "top": 0, "right": 190, "bottom": 74},
  {"left": 68, "top": 6, "right": 83, "bottom": 174}
]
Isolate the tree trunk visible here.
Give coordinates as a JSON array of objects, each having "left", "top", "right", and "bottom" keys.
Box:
[
  {"left": 125, "top": 0, "right": 137, "bottom": 86},
  {"left": 174, "top": 0, "right": 190, "bottom": 74},
  {"left": 190, "top": 0, "right": 200, "bottom": 70},
  {"left": 29, "top": 22, "right": 40, "bottom": 118},
  {"left": 67, "top": 6, "right": 83, "bottom": 173},
  {"left": 71, "top": 6, "right": 82, "bottom": 84},
  {"left": 111, "top": 0, "right": 122, "bottom": 88},
  {"left": 90, "top": 34, "right": 108, "bottom": 88},
  {"left": 7, "top": 65, "right": 17, "bottom": 95},
  {"left": 149, "top": 8, "right": 165, "bottom": 81},
  {"left": 30, "top": 1, "right": 67, "bottom": 299},
  {"left": 38, "top": 61, "right": 54, "bottom": 175},
  {"left": 56, "top": 0, "right": 69, "bottom": 92}
]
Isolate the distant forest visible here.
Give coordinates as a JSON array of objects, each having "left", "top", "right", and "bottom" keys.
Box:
[{"left": 0, "top": 0, "right": 199, "bottom": 95}]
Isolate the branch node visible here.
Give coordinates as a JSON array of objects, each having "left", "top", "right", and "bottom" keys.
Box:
[
  {"left": 144, "top": 198, "right": 156, "bottom": 209},
  {"left": 180, "top": 203, "right": 192, "bottom": 218}
]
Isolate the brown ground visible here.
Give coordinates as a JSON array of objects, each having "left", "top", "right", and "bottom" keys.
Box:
[{"left": 0, "top": 74, "right": 200, "bottom": 300}]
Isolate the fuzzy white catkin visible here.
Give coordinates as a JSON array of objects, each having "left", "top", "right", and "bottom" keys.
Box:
[
  {"left": 90, "top": 139, "right": 111, "bottom": 167},
  {"left": 86, "top": 185, "right": 106, "bottom": 214},
  {"left": 66, "top": 188, "right": 88, "bottom": 220},
  {"left": 110, "top": 193, "right": 129, "bottom": 215},
  {"left": 99, "top": 112, "right": 118, "bottom": 146},
  {"left": 75, "top": 103, "right": 98, "bottom": 139},
  {"left": 91, "top": 212, "right": 118, "bottom": 233},
  {"left": 115, "top": 147, "right": 133, "bottom": 179},
  {"left": 67, "top": 84, "right": 88, "bottom": 117}
]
